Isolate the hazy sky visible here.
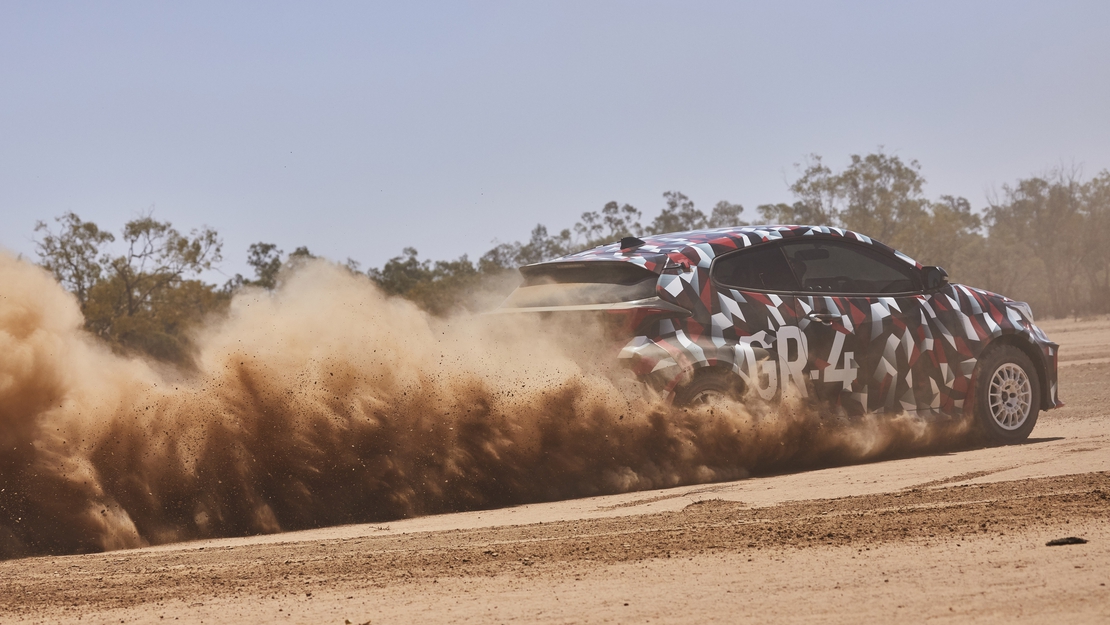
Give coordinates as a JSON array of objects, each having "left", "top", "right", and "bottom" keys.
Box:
[{"left": 2, "top": 1, "right": 1108, "bottom": 280}]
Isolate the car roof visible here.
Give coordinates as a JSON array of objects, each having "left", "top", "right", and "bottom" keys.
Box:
[{"left": 523, "top": 225, "right": 921, "bottom": 275}]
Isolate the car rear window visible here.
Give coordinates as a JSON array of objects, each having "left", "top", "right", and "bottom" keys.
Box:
[{"left": 504, "top": 262, "right": 659, "bottom": 308}]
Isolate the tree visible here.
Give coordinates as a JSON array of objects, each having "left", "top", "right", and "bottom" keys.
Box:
[
  {"left": 986, "top": 171, "right": 1088, "bottom": 317},
  {"left": 476, "top": 225, "right": 575, "bottom": 271},
  {"left": 355, "top": 159, "right": 1101, "bottom": 318},
  {"left": 899, "top": 195, "right": 981, "bottom": 272},
  {"left": 35, "top": 212, "right": 225, "bottom": 364},
  {"left": 515, "top": 225, "right": 573, "bottom": 265},
  {"left": 648, "top": 191, "right": 708, "bottom": 233},
  {"left": 1081, "top": 171, "right": 1110, "bottom": 313},
  {"left": 98, "top": 215, "right": 221, "bottom": 320},
  {"left": 367, "top": 247, "right": 488, "bottom": 315},
  {"left": 244, "top": 243, "right": 284, "bottom": 289},
  {"left": 368, "top": 247, "right": 437, "bottom": 295},
  {"left": 34, "top": 212, "right": 116, "bottom": 308},
  {"left": 575, "top": 202, "right": 643, "bottom": 248},
  {"left": 770, "top": 156, "right": 839, "bottom": 225},
  {"left": 779, "top": 152, "right": 929, "bottom": 250},
  {"left": 835, "top": 153, "right": 928, "bottom": 248},
  {"left": 228, "top": 243, "right": 330, "bottom": 292},
  {"left": 707, "top": 201, "right": 746, "bottom": 228},
  {"left": 756, "top": 201, "right": 815, "bottom": 225}
]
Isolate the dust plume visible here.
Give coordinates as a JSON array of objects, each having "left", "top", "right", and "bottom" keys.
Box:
[{"left": 0, "top": 252, "right": 967, "bottom": 559}]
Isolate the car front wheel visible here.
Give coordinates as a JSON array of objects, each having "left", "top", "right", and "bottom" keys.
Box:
[{"left": 973, "top": 345, "right": 1040, "bottom": 443}]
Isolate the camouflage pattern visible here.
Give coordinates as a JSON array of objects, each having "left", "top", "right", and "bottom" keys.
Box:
[{"left": 524, "top": 225, "right": 1061, "bottom": 415}]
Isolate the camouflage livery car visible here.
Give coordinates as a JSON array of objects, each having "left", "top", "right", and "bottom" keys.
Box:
[{"left": 496, "top": 225, "right": 1061, "bottom": 442}]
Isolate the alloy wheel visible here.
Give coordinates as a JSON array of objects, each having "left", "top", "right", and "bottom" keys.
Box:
[{"left": 988, "top": 362, "right": 1032, "bottom": 430}]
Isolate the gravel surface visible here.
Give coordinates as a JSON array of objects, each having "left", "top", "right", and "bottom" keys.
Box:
[{"left": 3, "top": 317, "right": 1108, "bottom": 624}]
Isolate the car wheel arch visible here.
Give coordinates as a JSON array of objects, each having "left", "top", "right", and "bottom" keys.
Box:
[{"left": 975, "top": 333, "right": 1051, "bottom": 410}]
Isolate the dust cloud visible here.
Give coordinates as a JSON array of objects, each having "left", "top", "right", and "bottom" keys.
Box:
[{"left": 0, "top": 252, "right": 966, "bottom": 559}]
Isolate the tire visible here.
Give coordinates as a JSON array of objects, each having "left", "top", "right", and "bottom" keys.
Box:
[
  {"left": 673, "top": 368, "right": 744, "bottom": 407},
  {"left": 973, "top": 345, "right": 1040, "bottom": 443}
]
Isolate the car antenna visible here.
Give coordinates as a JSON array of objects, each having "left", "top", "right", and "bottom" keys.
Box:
[{"left": 620, "top": 236, "right": 645, "bottom": 251}]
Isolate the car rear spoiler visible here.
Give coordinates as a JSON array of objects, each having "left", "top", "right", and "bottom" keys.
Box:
[{"left": 486, "top": 296, "right": 691, "bottom": 316}]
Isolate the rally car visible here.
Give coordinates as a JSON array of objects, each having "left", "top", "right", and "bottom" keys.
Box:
[{"left": 496, "top": 225, "right": 1061, "bottom": 443}]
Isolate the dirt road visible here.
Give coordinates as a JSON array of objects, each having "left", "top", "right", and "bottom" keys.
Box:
[{"left": 2, "top": 316, "right": 1108, "bottom": 624}]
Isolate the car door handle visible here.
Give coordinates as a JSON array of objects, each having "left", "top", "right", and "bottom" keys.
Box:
[{"left": 806, "top": 312, "right": 841, "bottom": 325}]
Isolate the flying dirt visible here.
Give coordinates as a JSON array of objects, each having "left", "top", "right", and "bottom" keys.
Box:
[{"left": 0, "top": 252, "right": 968, "bottom": 559}]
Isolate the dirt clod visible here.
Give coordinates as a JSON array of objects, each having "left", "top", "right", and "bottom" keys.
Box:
[{"left": 1046, "top": 537, "right": 1089, "bottom": 546}]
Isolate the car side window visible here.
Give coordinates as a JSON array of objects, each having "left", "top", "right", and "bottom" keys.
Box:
[
  {"left": 780, "top": 240, "right": 921, "bottom": 294},
  {"left": 712, "top": 244, "right": 800, "bottom": 291}
]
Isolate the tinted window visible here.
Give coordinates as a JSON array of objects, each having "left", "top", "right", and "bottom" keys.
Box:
[
  {"left": 712, "top": 244, "right": 800, "bottom": 291},
  {"left": 780, "top": 240, "right": 921, "bottom": 294}
]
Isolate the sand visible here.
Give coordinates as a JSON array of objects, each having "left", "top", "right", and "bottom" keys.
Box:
[{"left": 2, "top": 316, "right": 1108, "bottom": 624}]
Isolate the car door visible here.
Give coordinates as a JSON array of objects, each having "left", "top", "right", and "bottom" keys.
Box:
[
  {"left": 781, "top": 238, "right": 938, "bottom": 414},
  {"left": 709, "top": 242, "right": 808, "bottom": 401}
]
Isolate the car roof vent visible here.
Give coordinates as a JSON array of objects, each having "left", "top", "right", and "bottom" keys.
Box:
[{"left": 619, "top": 236, "right": 645, "bottom": 252}]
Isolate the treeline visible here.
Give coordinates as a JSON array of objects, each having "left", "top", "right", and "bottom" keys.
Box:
[
  {"left": 771, "top": 154, "right": 1110, "bottom": 319},
  {"left": 369, "top": 152, "right": 1110, "bottom": 320},
  {"left": 31, "top": 151, "right": 1110, "bottom": 366},
  {"left": 367, "top": 191, "right": 744, "bottom": 314}
]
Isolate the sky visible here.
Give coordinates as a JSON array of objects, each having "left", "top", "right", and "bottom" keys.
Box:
[{"left": 2, "top": 1, "right": 1108, "bottom": 281}]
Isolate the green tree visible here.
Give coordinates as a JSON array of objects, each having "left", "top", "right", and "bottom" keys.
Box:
[
  {"left": 477, "top": 225, "right": 574, "bottom": 271},
  {"left": 755, "top": 201, "right": 815, "bottom": 225},
  {"left": 244, "top": 243, "right": 284, "bottom": 288},
  {"left": 368, "top": 247, "right": 437, "bottom": 295},
  {"left": 759, "top": 152, "right": 985, "bottom": 283},
  {"left": 835, "top": 153, "right": 928, "bottom": 248},
  {"left": 776, "top": 152, "right": 929, "bottom": 251},
  {"left": 1081, "top": 171, "right": 1110, "bottom": 313},
  {"left": 575, "top": 202, "right": 644, "bottom": 247},
  {"left": 368, "top": 247, "right": 488, "bottom": 315},
  {"left": 986, "top": 171, "right": 1088, "bottom": 317},
  {"left": 515, "top": 225, "right": 573, "bottom": 265},
  {"left": 34, "top": 212, "right": 116, "bottom": 308},
  {"left": 35, "top": 212, "right": 225, "bottom": 364},
  {"left": 900, "top": 195, "right": 981, "bottom": 272},
  {"left": 760, "top": 156, "right": 839, "bottom": 226},
  {"left": 707, "top": 201, "right": 746, "bottom": 228},
  {"left": 648, "top": 191, "right": 707, "bottom": 233}
]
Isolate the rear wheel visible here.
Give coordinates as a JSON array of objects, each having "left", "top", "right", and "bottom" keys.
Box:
[
  {"left": 673, "top": 369, "right": 743, "bottom": 407},
  {"left": 973, "top": 345, "right": 1040, "bottom": 443}
]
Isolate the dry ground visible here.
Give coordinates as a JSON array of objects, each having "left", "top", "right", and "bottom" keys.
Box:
[{"left": 2, "top": 316, "right": 1109, "bottom": 624}]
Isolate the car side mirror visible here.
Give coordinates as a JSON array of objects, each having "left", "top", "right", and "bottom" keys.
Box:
[{"left": 923, "top": 266, "right": 949, "bottom": 291}]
